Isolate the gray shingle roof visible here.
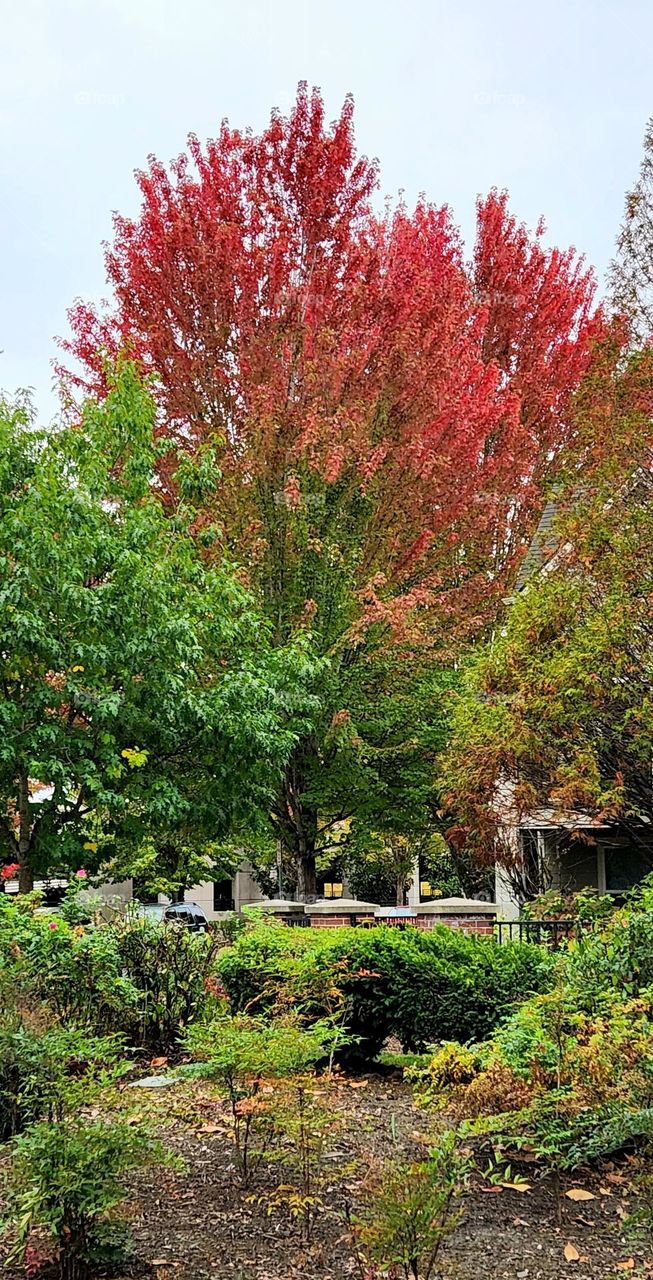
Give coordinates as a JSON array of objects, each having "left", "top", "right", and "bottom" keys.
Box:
[{"left": 515, "top": 497, "right": 560, "bottom": 591}]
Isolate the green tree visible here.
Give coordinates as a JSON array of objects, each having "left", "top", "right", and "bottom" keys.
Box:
[
  {"left": 0, "top": 365, "right": 315, "bottom": 892},
  {"left": 247, "top": 657, "right": 460, "bottom": 900},
  {"left": 440, "top": 363, "right": 653, "bottom": 889}
]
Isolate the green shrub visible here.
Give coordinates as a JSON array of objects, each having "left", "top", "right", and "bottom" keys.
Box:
[
  {"left": 218, "top": 921, "right": 554, "bottom": 1061},
  {"left": 350, "top": 1131, "right": 470, "bottom": 1280},
  {"left": 183, "top": 1013, "right": 338, "bottom": 1186},
  {"left": 565, "top": 895, "right": 653, "bottom": 1007},
  {"left": 114, "top": 917, "right": 219, "bottom": 1052},
  {"left": 0, "top": 897, "right": 141, "bottom": 1036},
  {"left": 405, "top": 891, "right": 653, "bottom": 1215},
  {"left": 0, "top": 1019, "right": 125, "bottom": 1141},
  {"left": 31, "top": 920, "right": 141, "bottom": 1034},
  {"left": 1, "top": 1118, "right": 169, "bottom": 1278},
  {"left": 414, "top": 977, "right": 653, "bottom": 1217},
  {"left": 0, "top": 898, "right": 220, "bottom": 1052}
]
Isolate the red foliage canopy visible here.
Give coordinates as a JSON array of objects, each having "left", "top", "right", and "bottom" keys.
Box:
[{"left": 61, "top": 85, "right": 604, "bottom": 648}]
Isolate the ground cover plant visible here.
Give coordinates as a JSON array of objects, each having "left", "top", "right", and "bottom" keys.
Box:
[{"left": 408, "top": 879, "right": 653, "bottom": 1231}]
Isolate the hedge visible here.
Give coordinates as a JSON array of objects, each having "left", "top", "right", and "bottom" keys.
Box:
[{"left": 217, "top": 923, "right": 555, "bottom": 1063}]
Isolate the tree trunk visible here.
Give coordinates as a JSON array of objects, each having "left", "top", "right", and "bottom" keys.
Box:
[
  {"left": 17, "top": 773, "right": 34, "bottom": 894},
  {"left": 280, "top": 741, "right": 319, "bottom": 903},
  {"left": 296, "top": 839, "right": 317, "bottom": 903}
]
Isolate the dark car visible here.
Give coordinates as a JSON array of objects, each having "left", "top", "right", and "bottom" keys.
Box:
[{"left": 141, "top": 901, "right": 209, "bottom": 932}]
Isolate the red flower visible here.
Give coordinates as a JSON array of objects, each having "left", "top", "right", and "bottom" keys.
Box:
[{"left": 1, "top": 863, "right": 19, "bottom": 881}]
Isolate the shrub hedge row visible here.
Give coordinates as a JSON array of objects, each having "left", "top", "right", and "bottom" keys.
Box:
[{"left": 217, "top": 923, "right": 555, "bottom": 1062}]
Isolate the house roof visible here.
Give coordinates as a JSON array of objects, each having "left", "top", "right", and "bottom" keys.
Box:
[{"left": 515, "top": 497, "right": 561, "bottom": 591}]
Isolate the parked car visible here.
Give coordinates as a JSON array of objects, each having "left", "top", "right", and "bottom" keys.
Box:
[{"left": 139, "top": 901, "right": 209, "bottom": 932}]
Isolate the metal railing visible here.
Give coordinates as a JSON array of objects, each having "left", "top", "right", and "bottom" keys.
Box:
[{"left": 495, "top": 918, "right": 582, "bottom": 948}]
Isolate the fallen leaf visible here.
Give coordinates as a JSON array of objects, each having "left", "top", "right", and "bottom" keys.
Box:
[
  {"left": 512, "top": 1217, "right": 529, "bottom": 1227},
  {"left": 616, "top": 1262, "right": 635, "bottom": 1272},
  {"left": 347, "top": 1080, "right": 368, "bottom": 1089},
  {"left": 598, "top": 1186, "right": 613, "bottom": 1196},
  {"left": 197, "top": 1122, "right": 222, "bottom": 1134},
  {"left": 479, "top": 1185, "right": 503, "bottom": 1194},
  {"left": 501, "top": 1181, "right": 531, "bottom": 1193},
  {"left": 150, "top": 1056, "right": 168, "bottom": 1068},
  {"left": 606, "top": 1172, "right": 627, "bottom": 1184},
  {"left": 565, "top": 1188, "right": 596, "bottom": 1202},
  {"left": 564, "top": 1243, "right": 580, "bottom": 1262}
]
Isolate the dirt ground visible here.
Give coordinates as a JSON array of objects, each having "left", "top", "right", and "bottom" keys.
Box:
[
  {"left": 2, "top": 1072, "right": 652, "bottom": 1280},
  {"left": 122, "top": 1074, "right": 652, "bottom": 1280}
]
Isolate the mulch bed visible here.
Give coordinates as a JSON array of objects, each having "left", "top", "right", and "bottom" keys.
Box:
[
  {"left": 123, "top": 1074, "right": 652, "bottom": 1280},
  {"left": 2, "top": 1073, "right": 652, "bottom": 1279}
]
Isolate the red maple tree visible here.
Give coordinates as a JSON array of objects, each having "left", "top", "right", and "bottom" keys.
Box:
[{"left": 61, "top": 85, "right": 606, "bottom": 897}]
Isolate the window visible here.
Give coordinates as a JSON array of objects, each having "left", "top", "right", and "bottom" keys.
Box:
[
  {"left": 518, "top": 830, "right": 543, "bottom": 898},
  {"left": 602, "top": 843, "right": 653, "bottom": 894},
  {"left": 213, "top": 879, "right": 234, "bottom": 912}
]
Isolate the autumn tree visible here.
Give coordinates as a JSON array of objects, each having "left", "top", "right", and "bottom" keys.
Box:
[
  {"left": 62, "top": 85, "right": 603, "bottom": 899},
  {"left": 439, "top": 349, "right": 653, "bottom": 890},
  {"left": 0, "top": 364, "right": 313, "bottom": 893},
  {"left": 609, "top": 117, "right": 653, "bottom": 344}
]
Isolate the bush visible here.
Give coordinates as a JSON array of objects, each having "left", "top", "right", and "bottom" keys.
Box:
[
  {"left": 565, "top": 891, "right": 653, "bottom": 1007},
  {"left": 1, "top": 1118, "right": 169, "bottom": 1279},
  {"left": 218, "top": 921, "right": 554, "bottom": 1061},
  {"left": 0, "top": 897, "right": 221, "bottom": 1052},
  {"left": 0, "top": 897, "right": 141, "bottom": 1036},
  {"left": 349, "top": 1131, "right": 470, "bottom": 1280},
  {"left": 183, "top": 1014, "right": 338, "bottom": 1187},
  {"left": 114, "top": 917, "right": 220, "bottom": 1052},
  {"left": 410, "top": 896, "right": 653, "bottom": 1218},
  {"left": 0, "top": 1018, "right": 125, "bottom": 1141}
]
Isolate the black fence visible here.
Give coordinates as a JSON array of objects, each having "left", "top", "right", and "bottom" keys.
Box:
[{"left": 495, "top": 918, "right": 584, "bottom": 948}]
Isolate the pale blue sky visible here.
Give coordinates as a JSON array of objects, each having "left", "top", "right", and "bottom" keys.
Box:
[{"left": 1, "top": 0, "right": 651, "bottom": 419}]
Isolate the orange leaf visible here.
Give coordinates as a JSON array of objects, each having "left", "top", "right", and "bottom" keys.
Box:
[
  {"left": 565, "top": 1188, "right": 596, "bottom": 1202},
  {"left": 616, "top": 1262, "right": 635, "bottom": 1272},
  {"left": 564, "top": 1243, "right": 580, "bottom": 1262}
]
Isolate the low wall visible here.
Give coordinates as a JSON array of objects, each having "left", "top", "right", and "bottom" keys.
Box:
[
  {"left": 415, "top": 912, "right": 496, "bottom": 935},
  {"left": 235, "top": 895, "right": 499, "bottom": 935},
  {"left": 414, "top": 897, "right": 498, "bottom": 936},
  {"left": 307, "top": 899, "right": 379, "bottom": 928}
]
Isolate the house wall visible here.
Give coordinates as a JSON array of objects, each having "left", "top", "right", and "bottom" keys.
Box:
[
  {"left": 494, "top": 866, "right": 520, "bottom": 920},
  {"left": 185, "top": 861, "right": 266, "bottom": 919}
]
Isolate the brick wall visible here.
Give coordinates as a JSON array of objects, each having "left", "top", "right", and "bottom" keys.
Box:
[
  {"left": 309, "top": 914, "right": 350, "bottom": 928},
  {"left": 416, "top": 913, "right": 496, "bottom": 935},
  {"left": 308, "top": 912, "right": 377, "bottom": 928},
  {"left": 307, "top": 910, "right": 496, "bottom": 934}
]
